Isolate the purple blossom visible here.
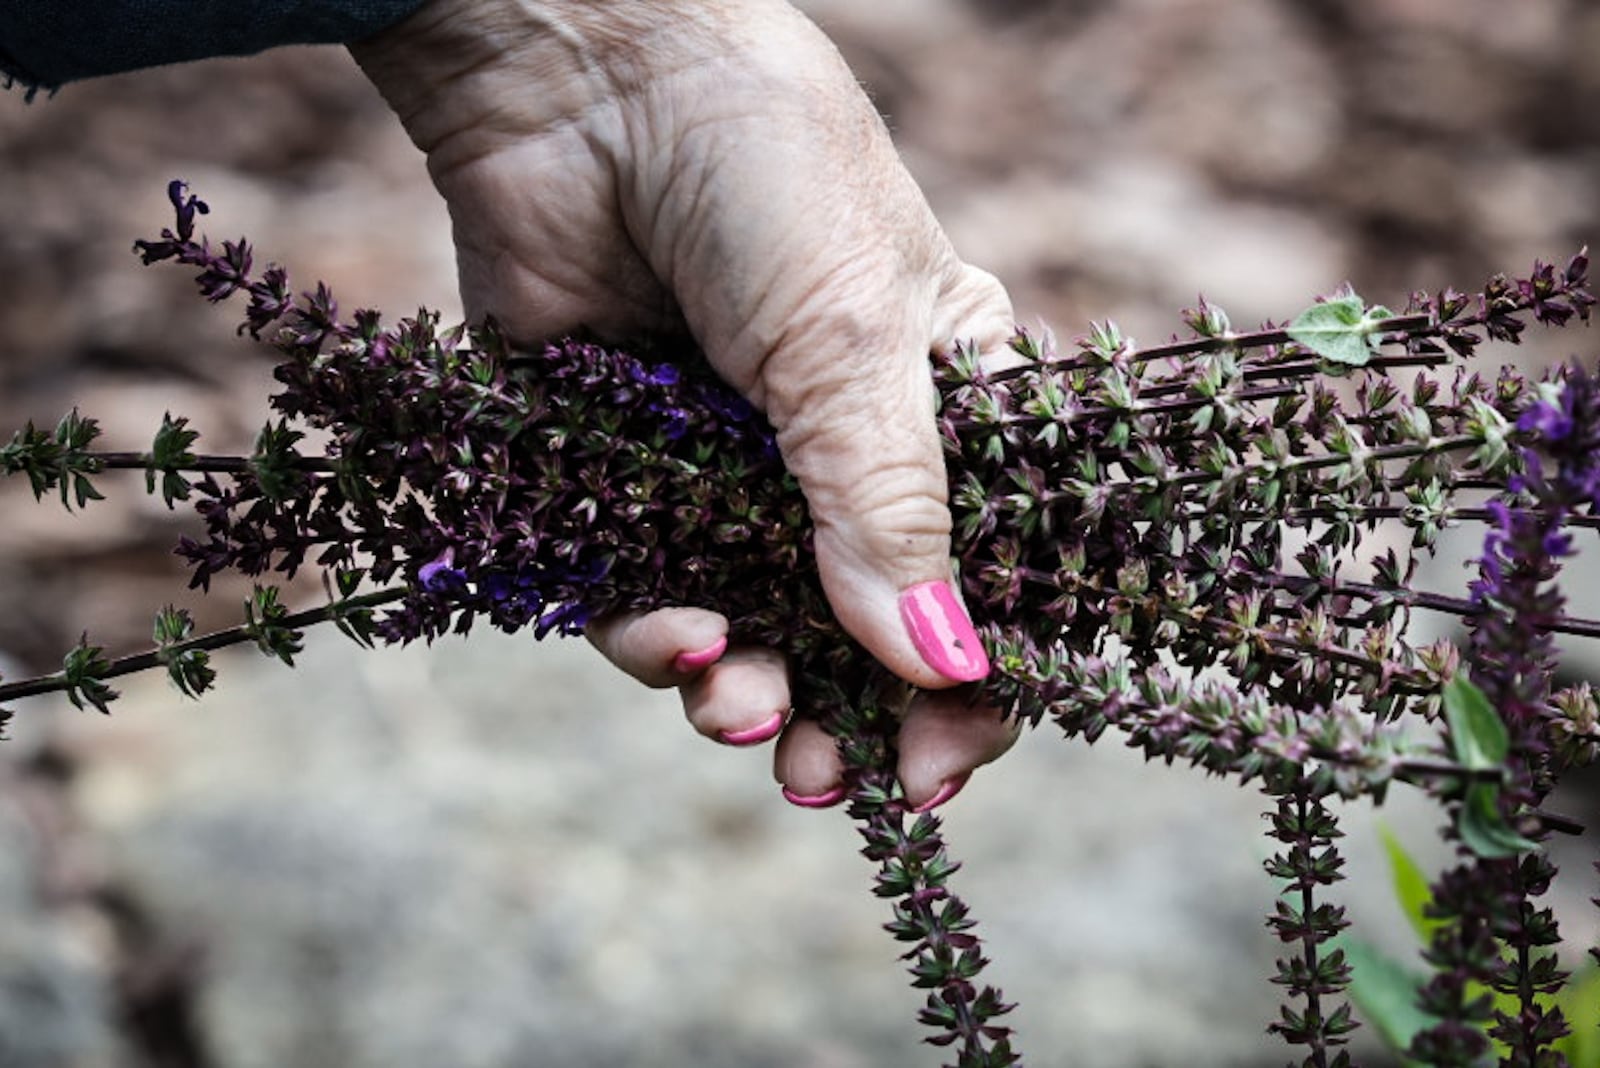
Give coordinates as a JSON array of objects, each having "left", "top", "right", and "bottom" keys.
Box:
[
  {"left": 418, "top": 549, "right": 468, "bottom": 594},
  {"left": 243, "top": 266, "right": 293, "bottom": 339},
  {"left": 635, "top": 362, "right": 680, "bottom": 386},
  {"left": 534, "top": 601, "right": 591, "bottom": 638},
  {"left": 131, "top": 180, "right": 210, "bottom": 263},
  {"left": 1516, "top": 396, "right": 1574, "bottom": 442},
  {"left": 660, "top": 406, "right": 691, "bottom": 440},
  {"left": 1543, "top": 527, "right": 1574, "bottom": 558},
  {"left": 482, "top": 572, "right": 517, "bottom": 603},
  {"left": 702, "top": 388, "right": 755, "bottom": 424}
]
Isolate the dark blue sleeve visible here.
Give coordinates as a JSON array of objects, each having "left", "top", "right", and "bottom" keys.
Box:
[{"left": 0, "top": 1, "right": 428, "bottom": 96}]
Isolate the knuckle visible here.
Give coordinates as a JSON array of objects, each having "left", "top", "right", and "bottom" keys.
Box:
[
  {"left": 810, "top": 458, "right": 954, "bottom": 577},
  {"left": 935, "top": 262, "right": 1017, "bottom": 355}
]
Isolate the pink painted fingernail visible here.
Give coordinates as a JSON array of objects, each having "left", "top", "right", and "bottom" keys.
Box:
[
  {"left": 719, "top": 710, "right": 786, "bottom": 747},
  {"left": 911, "top": 772, "right": 971, "bottom": 814},
  {"left": 781, "top": 785, "right": 848, "bottom": 809},
  {"left": 898, "top": 581, "right": 989, "bottom": 682},
  {"left": 673, "top": 635, "right": 727, "bottom": 674}
]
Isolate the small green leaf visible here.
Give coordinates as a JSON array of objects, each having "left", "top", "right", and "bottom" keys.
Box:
[
  {"left": 1377, "top": 823, "right": 1438, "bottom": 943},
  {"left": 244, "top": 585, "right": 304, "bottom": 666},
  {"left": 163, "top": 649, "right": 216, "bottom": 700},
  {"left": 69, "top": 472, "right": 104, "bottom": 510},
  {"left": 1442, "top": 672, "right": 1509, "bottom": 771},
  {"left": 249, "top": 419, "right": 307, "bottom": 503},
  {"left": 1335, "top": 934, "right": 1436, "bottom": 1058},
  {"left": 1458, "top": 783, "right": 1539, "bottom": 859},
  {"left": 152, "top": 604, "right": 193, "bottom": 645},
  {"left": 1287, "top": 292, "right": 1393, "bottom": 367},
  {"left": 332, "top": 606, "right": 377, "bottom": 649},
  {"left": 61, "top": 637, "right": 118, "bottom": 715},
  {"left": 147, "top": 413, "right": 199, "bottom": 507}
]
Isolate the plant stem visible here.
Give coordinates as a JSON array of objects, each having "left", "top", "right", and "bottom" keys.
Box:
[
  {"left": 986, "top": 313, "right": 1437, "bottom": 382},
  {"left": 1298, "top": 801, "right": 1330, "bottom": 1068},
  {"left": 1016, "top": 567, "right": 1434, "bottom": 691},
  {"left": 1391, "top": 758, "right": 1508, "bottom": 786},
  {"left": 0, "top": 588, "right": 407, "bottom": 703},
  {"left": 83, "top": 451, "right": 340, "bottom": 473},
  {"left": 1262, "top": 504, "right": 1600, "bottom": 532},
  {"left": 1266, "top": 572, "right": 1600, "bottom": 641},
  {"left": 1170, "top": 435, "right": 1480, "bottom": 489}
]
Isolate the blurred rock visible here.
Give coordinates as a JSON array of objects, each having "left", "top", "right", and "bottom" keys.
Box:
[
  {"left": 35, "top": 626, "right": 1557, "bottom": 1068},
  {"left": 0, "top": 759, "right": 122, "bottom": 1068}
]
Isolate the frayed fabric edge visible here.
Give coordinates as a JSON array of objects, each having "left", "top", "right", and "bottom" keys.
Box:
[{"left": 0, "top": 50, "right": 56, "bottom": 101}]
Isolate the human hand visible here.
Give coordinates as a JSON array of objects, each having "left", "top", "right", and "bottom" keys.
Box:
[{"left": 349, "top": 0, "right": 1020, "bottom": 810}]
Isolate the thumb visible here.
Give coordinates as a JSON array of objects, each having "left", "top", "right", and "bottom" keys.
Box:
[{"left": 755, "top": 268, "right": 1011, "bottom": 690}]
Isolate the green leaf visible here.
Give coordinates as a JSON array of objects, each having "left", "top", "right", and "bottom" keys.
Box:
[
  {"left": 1442, "top": 672, "right": 1509, "bottom": 771},
  {"left": 147, "top": 413, "right": 199, "bottom": 507},
  {"left": 332, "top": 606, "right": 377, "bottom": 649},
  {"left": 53, "top": 408, "right": 101, "bottom": 451},
  {"left": 1377, "top": 823, "right": 1438, "bottom": 943},
  {"left": 249, "top": 419, "right": 306, "bottom": 504},
  {"left": 244, "top": 585, "right": 304, "bottom": 666},
  {"left": 1458, "top": 783, "right": 1539, "bottom": 859},
  {"left": 1335, "top": 934, "right": 1436, "bottom": 1059},
  {"left": 164, "top": 649, "right": 216, "bottom": 700},
  {"left": 152, "top": 605, "right": 193, "bottom": 645},
  {"left": 61, "top": 637, "right": 118, "bottom": 715},
  {"left": 68, "top": 472, "right": 104, "bottom": 510},
  {"left": 1287, "top": 292, "right": 1393, "bottom": 367},
  {"left": 152, "top": 606, "right": 214, "bottom": 699},
  {"left": 1554, "top": 962, "right": 1600, "bottom": 1068}
]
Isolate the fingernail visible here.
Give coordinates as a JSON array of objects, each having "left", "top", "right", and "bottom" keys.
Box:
[
  {"left": 781, "top": 785, "right": 848, "bottom": 809},
  {"left": 673, "top": 635, "right": 727, "bottom": 674},
  {"left": 898, "top": 581, "right": 989, "bottom": 682},
  {"left": 911, "top": 772, "right": 970, "bottom": 814},
  {"left": 719, "top": 710, "right": 786, "bottom": 747}
]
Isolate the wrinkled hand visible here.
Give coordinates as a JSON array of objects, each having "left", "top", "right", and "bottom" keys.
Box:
[{"left": 350, "top": 0, "right": 1019, "bottom": 810}]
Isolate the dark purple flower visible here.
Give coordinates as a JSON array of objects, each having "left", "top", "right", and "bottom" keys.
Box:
[
  {"left": 1479, "top": 499, "right": 1511, "bottom": 562},
  {"left": 1516, "top": 397, "right": 1574, "bottom": 443},
  {"left": 418, "top": 549, "right": 468, "bottom": 594},
  {"left": 562, "top": 557, "right": 612, "bottom": 584},
  {"left": 483, "top": 571, "right": 515, "bottom": 602},
  {"left": 242, "top": 266, "right": 293, "bottom": 339},
  {"left": 661, "top": 407, "right": 691, "bottom": 441},
  {"left": 169, "top": 179, "right": 208, "bottom": 238},
  {"left": 1543, "top": 527, "right": 1575, "bottom": 558},
  {"left": 534, "top": 601, "right": 591, "bottom": 638},
  {"left": 192, "top": 238, "right": 252, "bottom": 303},
  {"left": 638, "top": 362, "right": 680, "bottom": 386},
  {"left": 703, "top": 389, "right": 754, "bottom": 424}
]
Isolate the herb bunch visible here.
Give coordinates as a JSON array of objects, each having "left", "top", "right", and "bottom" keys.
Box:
[{"left": 2, "top": 181, "right": 1598, "bottom": 1067}]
